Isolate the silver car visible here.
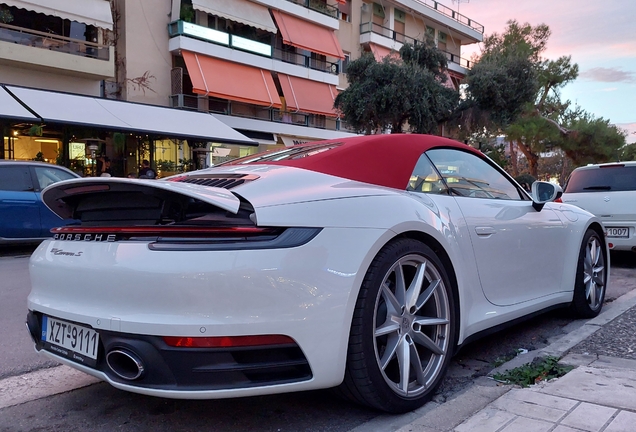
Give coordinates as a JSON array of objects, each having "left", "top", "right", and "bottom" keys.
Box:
[{"left": 560, "top": 161, "right": 636, "bottom": 252}]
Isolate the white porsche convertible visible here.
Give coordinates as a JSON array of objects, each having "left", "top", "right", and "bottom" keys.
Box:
[{"left": 26, "top": 134, "right": 608, "bottom": 413}]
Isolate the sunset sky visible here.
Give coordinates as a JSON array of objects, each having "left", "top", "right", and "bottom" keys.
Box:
[{"left": 450, "top": 0, "right": 636, "bottom": 143}]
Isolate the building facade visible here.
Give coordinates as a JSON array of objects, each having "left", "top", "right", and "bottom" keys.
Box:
[
  {"left": 115, "top": 0, "right": 483, "bottom": 162},
  {"left": 1, "top": 0, "right": 483, "bottom": 174}
]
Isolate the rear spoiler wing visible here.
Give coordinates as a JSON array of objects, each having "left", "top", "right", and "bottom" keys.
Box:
[{"left": 42, "top": 177, "right": 241, "bottom": 219}]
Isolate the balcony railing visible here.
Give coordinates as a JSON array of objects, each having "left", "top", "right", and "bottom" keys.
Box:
[
  {"left": 169, "top": 94, "right": 354, "bottom": 133},
  {"left": 0, "top": 22, "right": 110, "bottom": 60},
  {"left": 284, "top": 0, "right": 339, "bottom": 18},
  {"left": 169, "top": 21, "right": 272, "bottom": 57},
  {"left": 411, "top": 0, "right": 484, "bottom": 34},
  {"left": 169, "top": 21, "right": 339, "bottom": 75},
  {"left": 360, "top": 22, "right": 472, "bottom": 69},
  {"left": 272, "top": 47, "right": 339, "bottom": 74}
]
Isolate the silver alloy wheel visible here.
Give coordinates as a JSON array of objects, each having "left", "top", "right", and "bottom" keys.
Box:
[
  {"left": 583, "top": 235, "right": 606, "bottom": 310},
  {"left": 373, "top": 253, "right": 451, "bottom": 397}
]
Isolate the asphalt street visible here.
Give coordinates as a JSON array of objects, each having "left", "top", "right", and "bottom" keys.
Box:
[{"left": 0, "top": 246, "right": 58, "bottom": 380}]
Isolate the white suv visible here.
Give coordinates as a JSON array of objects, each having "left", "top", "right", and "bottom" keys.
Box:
[{"left": 559, "top": 161, "right": 636, "bottom": 251}]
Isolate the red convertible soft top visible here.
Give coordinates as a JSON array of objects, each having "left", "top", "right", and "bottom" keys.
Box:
[{"left": 252, "top": 134, "right": 481, "bottom": 190}]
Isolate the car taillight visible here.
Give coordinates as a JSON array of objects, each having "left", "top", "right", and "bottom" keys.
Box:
[
  {"left": 163, "top": 335, "right": 295, "bottom": 348},
  {"left": 50, "top": 226, "right": 321, "bottom": 251},
  {"left": 51, "top": 226, "right": 277, "bottom": 238}
]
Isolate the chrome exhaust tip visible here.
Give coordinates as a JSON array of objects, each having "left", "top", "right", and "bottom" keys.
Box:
[
  {"left": 106, "top": 349, "right": 145, "bottom": 380},
  {"left": 25, "top": 321, "right": 38, "bottom": 345},
  {"left": 25, "top": 313, "right": 41, "bottom": 346}
]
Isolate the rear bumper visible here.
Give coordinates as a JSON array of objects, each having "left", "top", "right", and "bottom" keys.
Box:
[{"left": 27, "top": 310, "right": 312, "bottom": 393}]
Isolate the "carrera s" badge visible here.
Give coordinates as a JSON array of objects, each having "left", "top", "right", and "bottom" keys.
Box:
[{"left": 50, "top": 248, "right": 83, "bottom": 257}]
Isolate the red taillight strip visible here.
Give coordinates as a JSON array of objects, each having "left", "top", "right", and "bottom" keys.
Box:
[
  {"left": 163, "top": 335, "right": 295, "bottom": 348},
  {"left": 51, "top": 226, "right": 275, "bottom": 236},
  {"left": 63, "top": 184, "right": 111, "bottom": 194}
]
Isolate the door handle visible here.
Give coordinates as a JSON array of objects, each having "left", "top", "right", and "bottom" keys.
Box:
[{"left": 475, "top": 227, "right": 496, "bottom": 236}]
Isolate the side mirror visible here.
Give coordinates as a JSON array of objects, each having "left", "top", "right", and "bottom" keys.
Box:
[{"left": 531, "top": 181, "right": 563, "bottom": 211}]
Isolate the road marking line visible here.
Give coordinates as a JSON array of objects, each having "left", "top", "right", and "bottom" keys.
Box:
[{"left": 0, "top": 365, "right": 100, "bottom": 409}]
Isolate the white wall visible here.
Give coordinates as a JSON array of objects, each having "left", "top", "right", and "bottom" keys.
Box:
[{"left": 0, "top": 63, "right": 101, "bottom": 95}]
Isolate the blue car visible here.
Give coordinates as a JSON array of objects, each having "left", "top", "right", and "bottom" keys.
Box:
[{"left": 0, "top": 161, "right": 80, "bottom": 244}]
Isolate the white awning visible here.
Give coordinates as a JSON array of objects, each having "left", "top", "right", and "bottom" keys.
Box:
[
  {"left": 191, "top": 0, "right": 277, "bottom": 34},
  {"left": 4, "top": 0, "right": 113, "bottom": 30},
  {"left": 5, "top": 86, "right": 255, "bottom": 145},
  {"left": 0, "top": 87, "right": 38, "bottom": 121}
]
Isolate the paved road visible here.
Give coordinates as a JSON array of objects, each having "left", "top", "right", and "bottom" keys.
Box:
[{"left": 0, "top": 247, "right": 58, "bottom": 380}]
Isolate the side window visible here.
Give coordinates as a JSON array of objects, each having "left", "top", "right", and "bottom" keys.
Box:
[
  {"left": 427, "top": 149, "right": 523, "bottom": 200},
  {"left": 407, "top": 154, "right": 448, "bottom": 194},
  {"left": 34, "top": 166, "right": 76, "bottom": 190},
  {"left": 0, "top": 166, "right": 34, "bottom": 191}
]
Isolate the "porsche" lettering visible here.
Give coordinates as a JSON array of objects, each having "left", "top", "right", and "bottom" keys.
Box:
[{"left": 53, "top": 233, "right": 117, "bottom": 242}]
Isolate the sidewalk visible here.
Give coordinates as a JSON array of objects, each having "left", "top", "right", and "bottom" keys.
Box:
[{"left": 395, "top": 288, "right": 636, "bottom": 432}]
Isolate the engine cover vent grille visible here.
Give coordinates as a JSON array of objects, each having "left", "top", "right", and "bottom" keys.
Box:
[{"left": 170, "top": 174, "right": 258, "bottom": 190}]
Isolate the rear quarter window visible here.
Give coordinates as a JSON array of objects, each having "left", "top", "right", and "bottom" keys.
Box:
[{"left": 565, "top": 166, "right": 636, "bottom": 193}]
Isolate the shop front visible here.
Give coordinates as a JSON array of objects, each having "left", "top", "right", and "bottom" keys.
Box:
[{"left": 0, "top": 84, "right": 255, "bottom": 177}]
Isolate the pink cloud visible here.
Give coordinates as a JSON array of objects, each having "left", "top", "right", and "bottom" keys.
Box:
[
  {"left": 580, "top": 68, "right": 635, "bottom": 83},
  {"left": 458, "top": 0, "right": 635, "bottom": 61},
  {"left": 615, "top": 123, "right": 636, "bottom": 144}
]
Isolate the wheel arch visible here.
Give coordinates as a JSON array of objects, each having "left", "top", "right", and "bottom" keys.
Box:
[
  {"left": 585, "top": 220, "right": 609, "bottom": 269},
  {"left": 587, "top": 222, "right": 606, "bottom": 247}
]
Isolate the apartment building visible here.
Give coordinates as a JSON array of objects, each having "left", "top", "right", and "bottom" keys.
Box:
[
  {"left": 0, "top": 0, "right": 252, "bottom": 177},
  {"left": 118, "top": 0, "right": 483, "bottom": 162},
  {"left": 1, "top": 0, "right": 483, "bottom": 175}
]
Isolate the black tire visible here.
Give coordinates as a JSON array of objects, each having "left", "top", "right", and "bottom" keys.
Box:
[
  {"left": 571, "top": 229, "right": 607, "bottom": 318},
  {"left": 339, "top": 238, "right": 456, "bottom": 413}
]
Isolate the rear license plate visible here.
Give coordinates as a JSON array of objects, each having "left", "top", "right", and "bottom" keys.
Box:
[
  {"left": 607, "top": 227, "right": 629, "bottom": 238},
  {"left": 41, "top": 316, "right": 99, "bottom": 367}
]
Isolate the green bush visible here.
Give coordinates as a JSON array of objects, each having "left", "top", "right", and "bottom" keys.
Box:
[{"left": 492, "top": 356, "right": 573, "bottom": 387}]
